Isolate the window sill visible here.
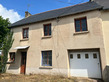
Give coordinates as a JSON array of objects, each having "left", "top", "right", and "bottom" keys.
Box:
[
  {"left": 20, "top": 38, "right": 29, "bottom": 41},
  {"left": 39, "top": 66, "right": 52, "bottom": 69},
  {"left": 41, "top": 36, "right": 52, "bottom": 39},
  {"left": 73, "top": 31, "right": 89, "bottom": 35}
]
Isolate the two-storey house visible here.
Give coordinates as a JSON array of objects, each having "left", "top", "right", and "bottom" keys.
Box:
[{"left": 7, "top": 0, "right": 109, "bottom": 81}]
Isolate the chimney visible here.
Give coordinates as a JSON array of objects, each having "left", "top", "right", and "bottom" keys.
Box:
[{"left": 25, "top": 11, "right": 31, "bottom": 18}]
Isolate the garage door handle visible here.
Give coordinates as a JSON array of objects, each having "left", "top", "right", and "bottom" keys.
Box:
[{"left": 98, "top": 63, "right": 99, "bottom": 65}]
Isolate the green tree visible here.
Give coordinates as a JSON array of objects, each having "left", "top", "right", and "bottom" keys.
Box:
[
  {"left": 0, "top": 16, "right": 13, "bottom": 73},
  {"left": 2, "top": 31, "right": 14, "bottom": 73},
  {"left": 0, "top": 16, "right": 10, "bottom": 49}
]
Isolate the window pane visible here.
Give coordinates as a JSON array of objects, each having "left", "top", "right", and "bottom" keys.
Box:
[
  {"left": 26, "top": 29, "right": 29, "bottom": 38},
  {"left": 42, "top": 59, "right": 47, "bottom": 66},
  {"left": 75, "top": 20, "right": 80, "bottom": 32},
  {"left": 43, "top": 55, "right": 47, "bottom": 60},
  {"left": 70, "top": 54, "right": 73, "bottom": 59},
  {"left": 44, "top": 26, "right": 48, "bottom": 36},
  {"left": 23, "top": 28, "right": 29, "bottom": 38},
  {"left": 24, "top": 30, "right": 27, "bottom": 38},
  {"left": 77, "top": 54, "right": 81, "bottom": 59},
  {"left": 93, "top": 53, "right": 97, "bottom": 59},
  {"left": 81, "top": 18, "right": 87, "bottom": 31},
  {"left": 44, "top": 24, "right": 51, "bottom": 36},
  {"left": 49, "top": 25, "right": 51, "bottom": 36},
  {"left": 85, "top": 54, "right": 89, "bottom": 59}
]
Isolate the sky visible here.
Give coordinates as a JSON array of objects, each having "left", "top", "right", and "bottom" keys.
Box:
[{"left": 0, "top": 0, "right": 89, "bottom": 23}]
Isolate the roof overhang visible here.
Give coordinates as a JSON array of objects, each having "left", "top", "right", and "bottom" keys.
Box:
[{"left": 14, "top": 46, "right": 29, "bottom": 50}]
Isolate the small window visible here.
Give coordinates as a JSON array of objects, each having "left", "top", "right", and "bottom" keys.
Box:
[
  {"left": 43, "top": 24, "right": 51, "bottom": 36},
  {"left": 85, "top": 54, "right": 89, "bottom": 59},
  {"left": 77, "top": 54, "right": 81, "bottom": 59},
  {"left": 75, "top": 17, "right": 87, "bottom": 32},
  {"left": 70, "top": 54, "right": 73, "bottom": 59},
  {"left": 9, "top": 52, "right": 15, "bottom": 62},
  {"left": 93, "top": 53, "right": 97, "bottom": 59},
  {"left": 23, "top": 28, "right": 29, "bottom": 39},
  {"left": 42, "top": 51, "right": 52, "bottom": 66}
]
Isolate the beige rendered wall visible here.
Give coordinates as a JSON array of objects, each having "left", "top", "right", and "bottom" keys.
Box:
[
  {"left": 101, "top": 11, "right": 109, "bottom": 65},
  {"left": 7, "top": 10, "right": 106, "bottom": 78},
  {"left": 101, "top": 10, "right": 109, "bottom": 81}
]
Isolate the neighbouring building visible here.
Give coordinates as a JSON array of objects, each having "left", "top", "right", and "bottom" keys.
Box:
[{"left": 6, "top": 0, "right": 109, "bottom": 81}]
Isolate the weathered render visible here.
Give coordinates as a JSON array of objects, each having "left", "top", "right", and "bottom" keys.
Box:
[{"left": 6, "top": 0, "right": 109, "bottom": 81}]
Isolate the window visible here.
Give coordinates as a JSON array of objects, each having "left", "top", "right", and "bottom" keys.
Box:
[
  {"left": 85, "top": 54, "right": 89, "bottom": 59},
  {"left": 77, "top": 54, "right": 81, "bottom": 59},
  {"left": 9, "top": 52, "right": 15, "bottom": 62},
  {"left": 75, "top": 17, "right": 87, "bottom": 32},
  {"left": 23, "top": 28, "right": 29, "bottom": 39},
  {"left": 70, "top": 54, "right": 73, "bottom": 59},
  {"left": 43, "top": 24, "right": 51, "bottom": 36},
  {"left": 93, "top": 53, "right": 97, "bottom": 59},
  {"left": 42, "top": 51, "right": 52, "bottom": 66}
]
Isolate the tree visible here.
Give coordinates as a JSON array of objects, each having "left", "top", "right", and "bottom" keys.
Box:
[
  {"left": 2, "top": 31, "right": 14, "bottom": 73},
  {"left": 0, "top": 16, "right": 10, "bottom": 49},
  {"left": 0, "top": 16, "right": 13, "bottom": 73}
]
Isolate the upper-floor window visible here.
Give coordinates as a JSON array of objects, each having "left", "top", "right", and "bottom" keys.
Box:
[
  {"left": 23, "top": 28, "right": 29, "bottom": 39},
  {"left": 43, "top": 24, "right": 51, "bottom": 36},
  {"left": 75, "top": 17, "right": 88, "bottom": 32}
]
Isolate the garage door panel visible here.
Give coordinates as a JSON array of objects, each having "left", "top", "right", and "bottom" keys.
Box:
[{"left": 69, "top": 51, "right": 101, "bottom": 78}]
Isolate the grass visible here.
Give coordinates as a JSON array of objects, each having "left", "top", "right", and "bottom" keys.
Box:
[{"left": 0, "top": 73, "right": 97, "bottom": 82}]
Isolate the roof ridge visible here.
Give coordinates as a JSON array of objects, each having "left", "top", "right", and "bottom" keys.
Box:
[{"left": 30, "top": 2, "right": 89, "bottom": 17}]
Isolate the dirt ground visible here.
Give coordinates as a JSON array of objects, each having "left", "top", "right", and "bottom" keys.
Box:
[{"left": 0, "top": 73, "right": 102, "bottom": 82}]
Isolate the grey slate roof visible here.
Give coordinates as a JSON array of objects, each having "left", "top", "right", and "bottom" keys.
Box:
[
  {"left": 94, "top": 0, "right": 109, "bottom": 10},
  {"left": 10, "top": 1, "right": 102, "bottom": 28}
]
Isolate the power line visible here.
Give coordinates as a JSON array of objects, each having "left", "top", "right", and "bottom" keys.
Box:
[
  {"left": 54, "top": 0, "right": 86, "bottom": 5},
  {"left": 54, "top": 0, "right": 75, "bottom": 4}
]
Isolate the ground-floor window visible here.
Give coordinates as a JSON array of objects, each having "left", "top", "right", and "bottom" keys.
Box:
[
  {"left": 42, "top": 51, "right": 52, "bottom": 66},
  {"left": 9, "top": 52, "right": 15, "bottom": 62}
]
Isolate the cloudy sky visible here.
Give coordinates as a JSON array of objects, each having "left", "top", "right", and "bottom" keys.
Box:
[
  {"left": 0, "top": 0, "right": 88, "bottom": 23},
  {"left": 0, "top": 4, "right": 23, "bottom": 23}
]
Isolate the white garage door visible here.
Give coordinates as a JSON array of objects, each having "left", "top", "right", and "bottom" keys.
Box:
[{"left": 69, "top": 51, "right": 101, "bottom": 78}]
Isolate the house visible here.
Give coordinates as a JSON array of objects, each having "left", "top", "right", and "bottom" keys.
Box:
[{"left": 7, "top": 0, "right": 109, "bottom": 81}]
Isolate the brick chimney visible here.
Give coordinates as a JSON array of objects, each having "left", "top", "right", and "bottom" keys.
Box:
[{"left": 25, "top": 11, "right": 31, "bottom": 18}]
